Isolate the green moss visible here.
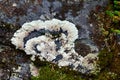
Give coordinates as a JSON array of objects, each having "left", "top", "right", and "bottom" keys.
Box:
[
  {"left": 106, "top": 0, "right": 120, "bottom": 23},
  {"left": 94, "top": 71, "right": 118, "bottom": 80},
  {"left": 106, "top": 11, "right": 114, "bottom": 17},
  {"left": 92, "top": 48, "right": 119, "bottom": 80},
  {"left": 31, "top": 63, "right": 85, "bottom": 80},
  {"left": 97, "top": 48, "right": 113, "bottom": 69},
  {"left": 111, "top": 28, "right": 120, "bottom": 34}
]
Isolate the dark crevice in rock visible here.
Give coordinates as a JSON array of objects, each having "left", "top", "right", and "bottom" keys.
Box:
[{"left": 75, "top": 39, "right": 91, "bottom": 57}]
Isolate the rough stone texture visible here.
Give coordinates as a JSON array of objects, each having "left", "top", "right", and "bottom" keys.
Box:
[
  {"left": 0, "top": 46, "right": 31, "bottom": 80},
  {"left": 0, "top": 21, "right": 20, "bottom": 46},
  {"left": 0, "top": 0, "right": 109, "bottom": 79},
  {"left": 0, "top": 0, "right": 108, "bottom": 52}
]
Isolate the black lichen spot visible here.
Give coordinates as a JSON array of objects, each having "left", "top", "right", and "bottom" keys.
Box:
[
  {"left": 54, "top": 39, "right": 62, "bottom": 51},
  {"left": 76, "top": 64, "right": 84, "bottom": 70},
  {"left": 59, "top": 27, "right": 68, "bottom": 36},
  {"left": 63, "top": 30, "right": 68, "bottom": 36},
  {"left": 33, "top": 44, "right": 41, "bottom": 53},
  {"left": 64, "top": 49, "right": 71, "bottom": 53},
  {"left": 69, "top": 64, "right": 75, "bottom": 68},
  {"left": 49, "top": 27, "right": 68, "bottom": 39},
  {"left": 52, "top": 54, "right": 63, "bottom": 62},
  {"left": 23, "top": 29, "right": 47, "bottom": 47},
  {"left": 49, "top": 30, "right": 61, "bottom": 39}
]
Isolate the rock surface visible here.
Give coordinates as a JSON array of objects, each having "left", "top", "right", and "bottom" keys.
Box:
[{"left": 0, "top": 0, "right": 109, "bottom": 79}]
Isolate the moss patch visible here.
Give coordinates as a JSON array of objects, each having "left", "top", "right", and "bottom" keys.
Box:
[{"left": 31, "top": 63, "right": 85, "bottom": 80}]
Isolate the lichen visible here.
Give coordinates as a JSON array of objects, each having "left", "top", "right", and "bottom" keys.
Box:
[{"left": 11, "top": 19, "right": 98, "bottom": 75}]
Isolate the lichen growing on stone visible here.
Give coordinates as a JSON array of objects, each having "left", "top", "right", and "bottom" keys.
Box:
[{"left": 11, "top": 19, "right": 97, "bottom": 74}]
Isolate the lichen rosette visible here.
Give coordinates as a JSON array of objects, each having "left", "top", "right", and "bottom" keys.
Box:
[{"left": 11, "top": 19, "right": 97, "bottom": 74}]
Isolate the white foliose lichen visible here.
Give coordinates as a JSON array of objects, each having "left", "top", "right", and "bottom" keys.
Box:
[{"left": 11, "top": 19, "right": 98, "bottom": 75}]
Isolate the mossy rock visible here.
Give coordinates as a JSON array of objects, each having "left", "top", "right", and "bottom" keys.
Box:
[
  {"left": 31, "top": 63, "right": 85, "bottom": 80},
  {"left": 97, "top": 48, "right": 114, "bottom": 69}
]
